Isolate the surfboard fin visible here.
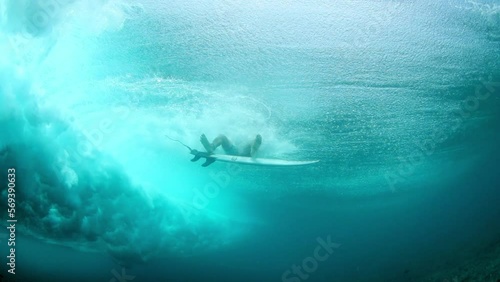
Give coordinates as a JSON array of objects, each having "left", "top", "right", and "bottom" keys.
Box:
[
  {"left": 202, "top": 158, "right": 216, "bottom": 167},
  {"left": 191, "top": 155, "right": 201, "bottom": 162}
]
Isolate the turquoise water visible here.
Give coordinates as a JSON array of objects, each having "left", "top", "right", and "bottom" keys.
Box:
[{"left": 0, "top": 0, "right": 499, "bottom": 281}]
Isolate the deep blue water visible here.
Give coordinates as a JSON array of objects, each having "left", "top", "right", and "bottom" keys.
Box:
[{"left": 0, "top": 0, "right": 500, "bottom": 281}]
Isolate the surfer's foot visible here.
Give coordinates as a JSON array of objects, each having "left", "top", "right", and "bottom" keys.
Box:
[
  {"left": 200, "top": 134, "right": 213, "bottom": 153},
  {"left": 254, "top": 134, "right": 262, "bottom": 146}
]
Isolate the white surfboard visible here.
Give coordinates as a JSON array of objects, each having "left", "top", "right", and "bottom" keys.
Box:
[{"left": 209, "top": 154, "right": 319, "bottom": 166}]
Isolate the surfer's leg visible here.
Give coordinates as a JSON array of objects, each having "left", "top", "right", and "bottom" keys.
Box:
[
  {"left": 212, "top": 134, "right": 234, "bottom": 152},
  {"left": 250, "top": 134, "right": 262, "bottom": 157},
  {"left": 202, "top": 134, "right": 238, "bottom": 155},
  {"left": 200, "top": 134, "right": 213, "bottom": 153}
]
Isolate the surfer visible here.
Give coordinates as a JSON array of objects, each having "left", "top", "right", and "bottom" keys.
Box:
[
  {"left": 165, "top": 134, "right": 317, "bottom": 167},
  {"left": 200, "top": 134, "right": 262, "bottom": 157}
]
